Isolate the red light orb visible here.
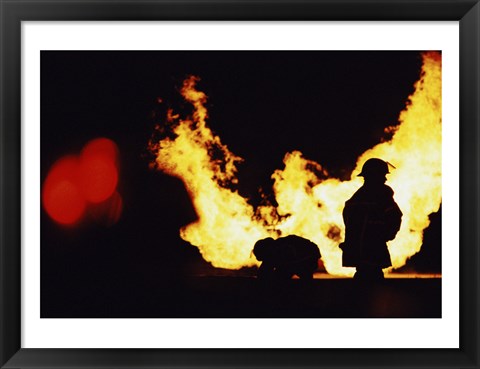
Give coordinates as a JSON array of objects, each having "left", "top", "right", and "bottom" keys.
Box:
[
  {"left": 42, "top": 156, "right": 86, "bottom": 225},
  {"left": 81, "top": 137, "right": 119, "bottom": 164},
  {"left": 79, "top": 156, "right": 118, "bottom": 203},
  {"left": 79, "top": 138, "right": 119, "bottom": 203}
]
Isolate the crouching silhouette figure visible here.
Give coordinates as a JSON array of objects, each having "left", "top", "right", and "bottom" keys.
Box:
[{"left": 253, "top": 235, "right": 321, "bottom": 282}]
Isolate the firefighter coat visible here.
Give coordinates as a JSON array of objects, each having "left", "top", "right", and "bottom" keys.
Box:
[{"left": 341, "top": 183, "right": 402, "bottom": 268}]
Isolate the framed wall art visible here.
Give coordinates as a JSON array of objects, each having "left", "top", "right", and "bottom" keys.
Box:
[{"left": 1, "top": 0, "right": 478, "bottom": 368}]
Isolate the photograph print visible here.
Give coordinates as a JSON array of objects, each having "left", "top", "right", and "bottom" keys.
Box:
[{"left": 41, "top": 50, "right": 442, "bottom": 318}]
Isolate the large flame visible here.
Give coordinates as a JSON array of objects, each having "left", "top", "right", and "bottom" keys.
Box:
[
  {"left": 149, "top": 77, "right": 269, "bottom": 269},
  {"left": 149, "top": 52, "right": 441, "bottom": 275}
]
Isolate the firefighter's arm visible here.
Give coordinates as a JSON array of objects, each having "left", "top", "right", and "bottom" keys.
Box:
[{"left": 383, "top": 203, "right": 403, "bottom": 240}]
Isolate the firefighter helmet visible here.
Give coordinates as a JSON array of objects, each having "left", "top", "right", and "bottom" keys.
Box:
[{"left": 358, "top": 158, "right": 390, "bottom": 177}]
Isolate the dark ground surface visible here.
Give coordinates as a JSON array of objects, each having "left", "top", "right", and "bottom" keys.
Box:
[{"left": 42, "top": 275, "right": 441, "bottom": 319}]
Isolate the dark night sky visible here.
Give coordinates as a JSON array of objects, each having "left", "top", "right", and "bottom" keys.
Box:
[{"left": 40, "top": 51, "right": 441, "bottom": 317}]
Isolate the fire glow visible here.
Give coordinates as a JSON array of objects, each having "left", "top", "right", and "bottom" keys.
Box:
[{"left": 149, "top": 52, "right": 442, "bottom": 276}]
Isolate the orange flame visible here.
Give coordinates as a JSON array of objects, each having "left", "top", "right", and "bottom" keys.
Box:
[
  {"left": 150, "top": 76, "right": 269, "bottom": 268},
  {"left": 149, "top": 52, "right": 441, "bottom": 275}
]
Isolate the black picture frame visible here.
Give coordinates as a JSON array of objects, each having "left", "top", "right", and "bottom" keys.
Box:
[{"left": 1, "top": 1, "right": 479, "bottom": 368}]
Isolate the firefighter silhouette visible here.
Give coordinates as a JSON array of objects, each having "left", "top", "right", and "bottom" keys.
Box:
[
  {"left": 340, "top": 158, "right": 402, "bottom": 281},
  {"left": 253, "top": 235, "right": 321, "bottom": 281}
]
